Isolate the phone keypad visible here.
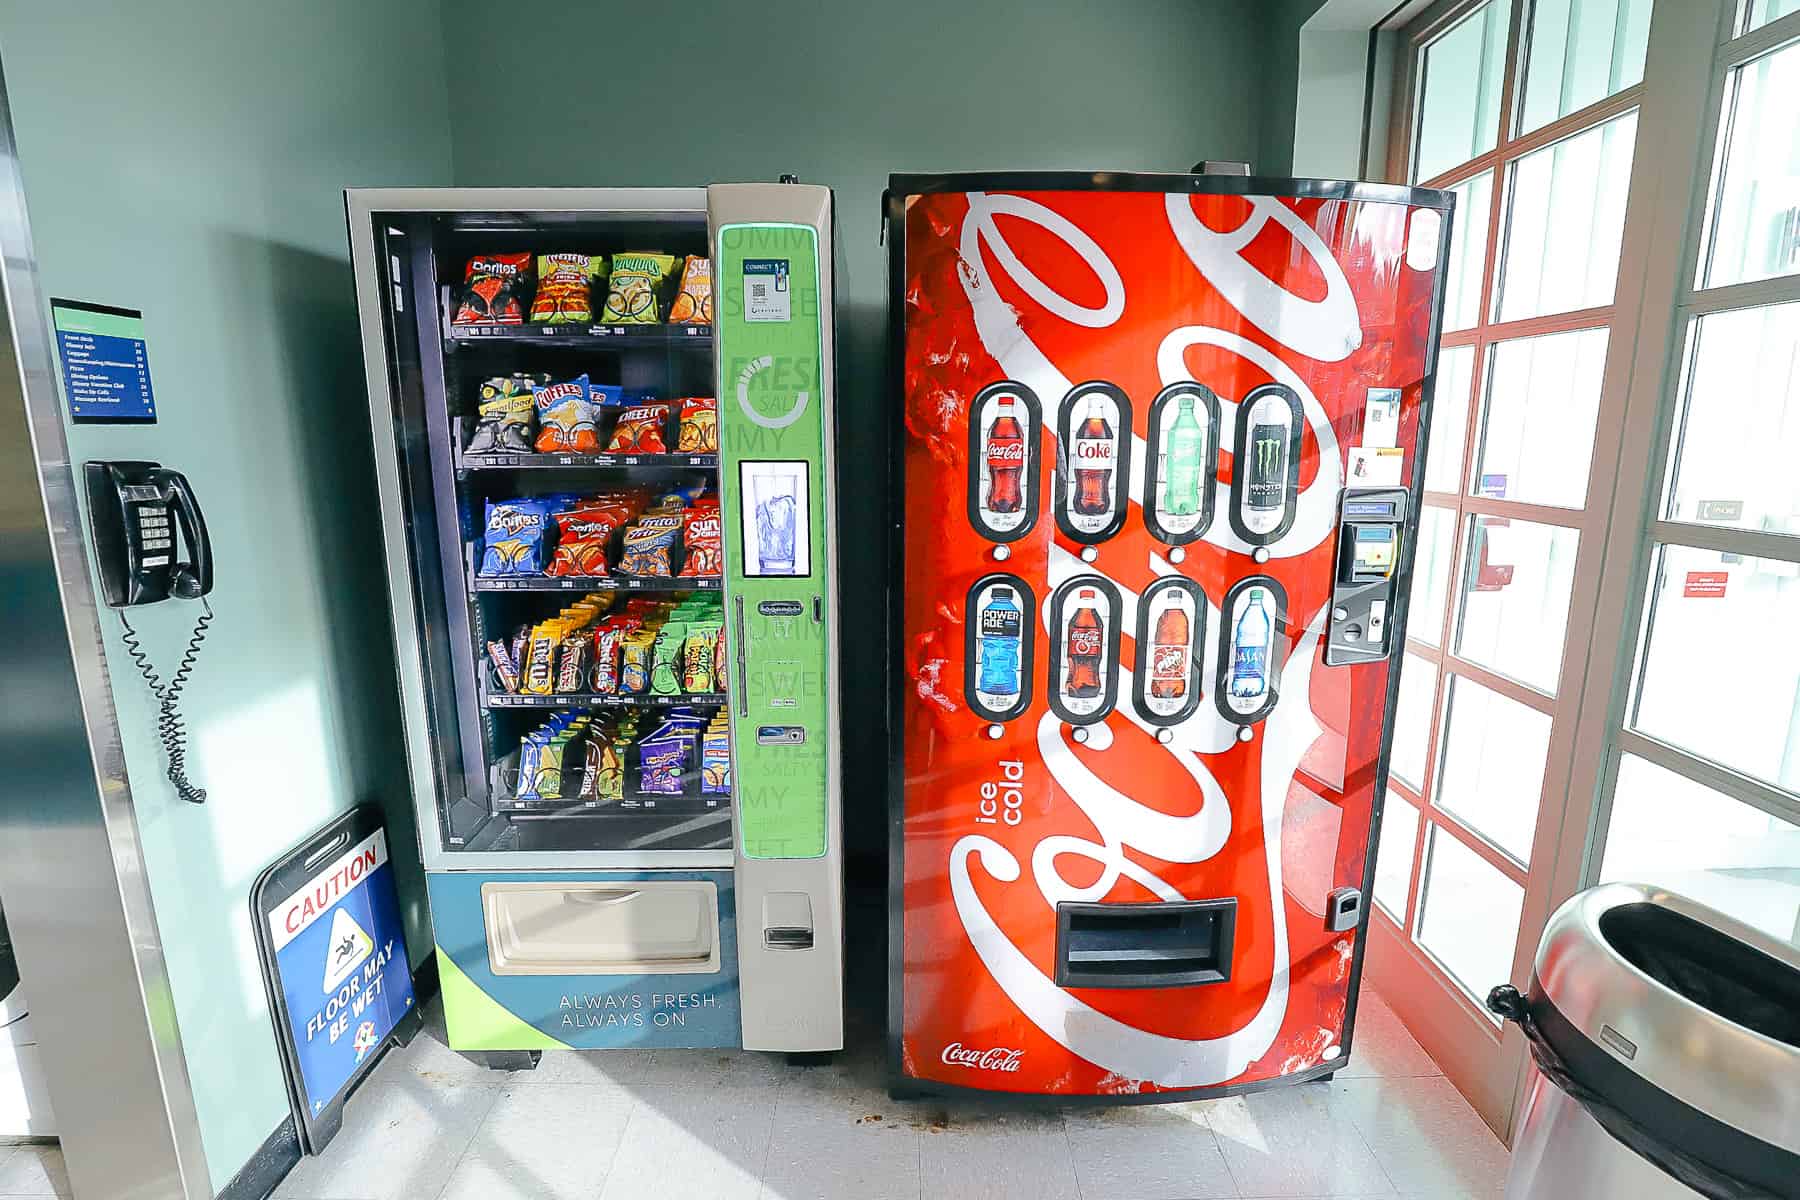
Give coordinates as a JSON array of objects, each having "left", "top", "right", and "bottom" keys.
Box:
[{"left": 133, "top": 504, "right": 173, "bottom": 552}]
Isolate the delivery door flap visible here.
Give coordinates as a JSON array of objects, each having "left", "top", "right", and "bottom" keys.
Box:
[{"left": 481, "top": 880, "right": 720, "bottom": 975}]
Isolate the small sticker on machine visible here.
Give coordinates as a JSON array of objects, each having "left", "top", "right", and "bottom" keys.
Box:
[{"left": 744, "top": 259, "right": 791, "bottom": 323}]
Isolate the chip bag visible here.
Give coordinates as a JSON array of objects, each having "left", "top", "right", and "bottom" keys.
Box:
[
  {"left": 531, "top": 253, "right": 604, "bottom": 324},
  {"left": 602, "top": 252, "right": 676, "bottom": 324},
  {"left": 675, "top": 396, "right": 718, "bottom": 453},
  {"left": 619, "top": 515, "right": 682, "bottom": 576},
  {"left": 546, "top": 502, "right": 629, "bottom": 577},
  {"left": 465, "top": 376, "right": 538, "bottom": 455},
  {"left": 479, "top": 499, "right": 551, "bottom": 576},
  {"left": 453, "top": 253, "right": 533, "bottom": 325},
  {"left": 605, "top": 402, "right": 673, "bottom": 454},
  {"left": 677, "top": 507, "right": 722, "bottom": 577},
  {"left": 534, "top": 375, "right": 602, "bottom": 454},
  {"left": 668, "top": 256, "right": 712, "bottom": 324}
]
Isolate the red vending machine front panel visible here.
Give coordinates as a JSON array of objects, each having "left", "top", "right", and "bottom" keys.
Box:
[{"left": 888, "top": 174, "right": 1452, "bottom": 1098}]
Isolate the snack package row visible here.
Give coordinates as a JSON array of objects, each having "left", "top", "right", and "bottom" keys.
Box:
[
  {"left": 452, "top": 253, "right": 711, "bottom": 327},
  {"left": 466, "top": 374, "right": 718, "bottom": 458},
  {"left": 509, "top": 704, "right": 730, "bottom": 804},
  {"left": 478, "top": 486, "right": 721, "bottom": 579},
  {"left": 486, "top": 591, "right": 727, "bottom": 698}
]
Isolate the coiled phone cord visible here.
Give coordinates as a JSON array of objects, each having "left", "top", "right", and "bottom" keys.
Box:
[{"left": 118, "top": 598, "right": 213, "bottom": 804}]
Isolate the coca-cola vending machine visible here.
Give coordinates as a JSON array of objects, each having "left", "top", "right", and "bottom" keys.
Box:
[{"left": 886, "top": 172, "right": 1453, "bottom": 1098}]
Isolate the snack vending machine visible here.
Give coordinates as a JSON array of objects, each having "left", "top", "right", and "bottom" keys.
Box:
[
  {"left": 887, "top": 172, "right": 1452, "bottom": 1097},
  {"left": 348, "top": 185, "right": 841, "bottom": 1058}
]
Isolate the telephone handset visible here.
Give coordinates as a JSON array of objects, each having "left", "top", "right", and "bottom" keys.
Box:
[{"left": 85, "top": 461, "right": 216, "bottom": 803}]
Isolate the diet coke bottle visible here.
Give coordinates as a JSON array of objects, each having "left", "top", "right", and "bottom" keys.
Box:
[
  {"left": 1072, "top": 399, "right": 1114, "bottom": 517},
  {"left": 985, "top": 396, "right": 1025, "bottom": 514},
  {"left": 1066, "top": 590, "right": 1104, "bottom": 698}
]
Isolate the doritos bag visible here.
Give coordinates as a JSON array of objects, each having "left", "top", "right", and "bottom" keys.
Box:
[
  {"left": 531, "top": 253, "right": 605, "bottom": 324},
  {"left": 546, "top": 503, "right": 628, "bottom": 577},
  {"left": 454, "top": 253, "right": 533, "bottom": 325},
  {"left": 479, "top": 499, "right": 551, "bottom": 576},
  {"left": 534, "top": 375, "right": 601, "bottom": 454}
]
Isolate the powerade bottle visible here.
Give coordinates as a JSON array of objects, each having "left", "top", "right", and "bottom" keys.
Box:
[
  {"left": 1229, "top": 587, "right": 1271, "bottom": 701},
  {"left": 977, "top": 587, "right": 1023, "bottom": 696}
]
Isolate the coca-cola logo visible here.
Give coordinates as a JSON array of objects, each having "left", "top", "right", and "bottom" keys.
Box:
[
  {"left": 1073, "top": 438, "right": 1114, "bottom": 463},
  {"left": 985, "top": 439, "right": 1025, "bottom": 464},
  {"left": 940, "top": 1042, "right": 1024, "bottom": 1072},
  {"left": 1068, "top": 629, "right": 1102, "bottom": 656}
]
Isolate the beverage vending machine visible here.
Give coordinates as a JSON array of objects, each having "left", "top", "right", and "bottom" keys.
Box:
[
  {"left": 347, "top": 185, "right": 842, "bottom": 1059},
  {"left": 886, "top": 172, "right": 1452, "bottom": 1098}
]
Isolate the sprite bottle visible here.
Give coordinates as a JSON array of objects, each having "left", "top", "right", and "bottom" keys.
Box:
[{"left": 1164, "top": 395, "right": 1205, "bottom": 516}]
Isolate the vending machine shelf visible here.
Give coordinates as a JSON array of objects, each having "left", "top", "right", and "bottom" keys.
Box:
[
  {"left": 483, "top": 687, "right": 728, "bottom": 710},
  {"left": 445, "top": 323, "right": 712, "bottom": 348},
  {"left": 458, "top": 450, "right": 718, "bottom": 472},
  {"left": 470, "top": 574, "right": 721, "bottom": 594}
]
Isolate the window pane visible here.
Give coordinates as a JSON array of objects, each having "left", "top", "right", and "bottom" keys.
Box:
[
  {"left": 1632, "top": 545, "right": 1800, "bottom": 795},
  {"left": 1455, "top": 515, "right": 1580, "bottom": 695},
  {"left": 1664, "top": 302, "right": 1800, "bottom": 534},
  {"left": 1496, "top": 110, "right": 1638, "bottom": 322},
  {"left": 1417, "top": 825, "right": 1525, "bottom": 1004},
  {"left": 1742, "top": 0, "right": 1800, "bottom": 33},
  {"left": 1408, "top": 504, "right": 1458, "bottom": 648},
  {"left": 1426, "top": 345, "right": 1475, "bottom": 493},
  {"left": 1375, "top": 790, "right": 1422, "bottom": 921},
  {"left": 1702, "top": 40, "right": 1800, "bottom": 288},
  {"left": 1602, "top": 754, "right": 1800, "bottom": 946},
  {"left": 1414, "top": 2, "right": 1510, "bottom": 183},
  {"left": 1437, "top": 675, "right": 1553, "bottom": 863},
  {"left": 1476, "top": 328, "right": 1608, "bottom": 508},
  {"left": 1441, "top": 174, "right": 1494, "bottom": 332},
  {"left": 1518, "top": 0, "right": 1651, "bottom": 135},
  {"left": 1391, "top": 653, "right": 1440, "bottom": 790}
]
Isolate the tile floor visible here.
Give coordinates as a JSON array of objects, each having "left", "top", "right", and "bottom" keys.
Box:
[
  {"left": 0, "top": 1144, "right": 70, "bottom": 1197},
  {"left": 272, "top": 986, "right": 1509, "bottom": 1200}
]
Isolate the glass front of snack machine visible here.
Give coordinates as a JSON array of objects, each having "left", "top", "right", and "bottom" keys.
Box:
[{"left": 347, "top": 186, "right": 843, "bottom": 1055}]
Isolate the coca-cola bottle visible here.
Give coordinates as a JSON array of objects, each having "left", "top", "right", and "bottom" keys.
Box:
[
  {"left": 1149, "top": 605, "right": 1189, "bottom": 700},
  {"left": 1066, "top": 590, "right": 1104, "bottom": 698},
  {"left": 1072, "top": 399, "right": 1114, "bottom": 517},
  {"left": 985, "top": 396, "right": 1025, "bottom": 514}
]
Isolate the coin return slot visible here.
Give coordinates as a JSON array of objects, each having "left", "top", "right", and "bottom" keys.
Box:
[{"left": 1054, "top": 898, "right": 1237, "bottom": 989}]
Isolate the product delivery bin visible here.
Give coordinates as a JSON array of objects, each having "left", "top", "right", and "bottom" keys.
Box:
[{"left": 1489, "top": 883, "right": 1800, "bottom": 1200}]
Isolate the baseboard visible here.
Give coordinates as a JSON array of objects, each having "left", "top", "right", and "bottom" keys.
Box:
[{"left": 221, "top": 954, "right": 443, "bottom": 1199}]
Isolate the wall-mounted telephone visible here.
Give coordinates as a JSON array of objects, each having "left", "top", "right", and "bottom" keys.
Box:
[{"left": 85, "top": 461, "right": 216, "bottom": 803}]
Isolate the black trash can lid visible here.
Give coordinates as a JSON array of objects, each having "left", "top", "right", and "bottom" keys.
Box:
[{"left": 1532, "top": 884, "right": 1800, "bottom": 1173}]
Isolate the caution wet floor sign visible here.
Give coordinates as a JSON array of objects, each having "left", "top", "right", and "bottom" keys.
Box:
[{"left": 254, "top": 809, "right": 416, "bottom": 1153}]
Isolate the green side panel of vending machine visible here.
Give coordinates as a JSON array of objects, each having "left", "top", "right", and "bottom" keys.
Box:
[{"left": 715, "top": 223, "right": 829, "bottom": 859}]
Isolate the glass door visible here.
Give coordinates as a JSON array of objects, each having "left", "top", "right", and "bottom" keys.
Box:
[
  {"left": 1581, "top": 2, "right": 1800, "bottom": 952},
  {"left": 1375, "top": 0, "right": 1652, "bottom": 1132}
]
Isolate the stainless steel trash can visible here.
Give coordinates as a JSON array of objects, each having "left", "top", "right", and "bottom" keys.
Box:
[{"left": 1491, "top": 884, "right": 1800, "bottom": 1200}]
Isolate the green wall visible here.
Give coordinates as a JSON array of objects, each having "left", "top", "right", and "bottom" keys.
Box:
[
  {"left": 0, "top": 0, "right": 451, "bottom": 1189},
  {"left": 442, "top": 0, "right": 1273, "bottom": 857}
]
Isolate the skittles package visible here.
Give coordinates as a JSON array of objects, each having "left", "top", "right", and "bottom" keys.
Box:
[
  {"left": 453, "top": 253, "right": 533, "bottom": 325},
  {"left": 531, "top": 253, "right": 605, "bottom": 324},
  {"left": 669, "top": 256, "right": 712, "bottom": 324},
  {"left": 479, "top": 499, "right": 551, "bottom": 576}
]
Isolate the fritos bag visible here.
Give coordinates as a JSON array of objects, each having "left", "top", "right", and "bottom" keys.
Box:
[
  {"left": 668, "top": 256, "right": 712, "bottom": 324},
  {"left": 531, "top": 253, "right": 604, "bottom": 324},
  {"left": 454, "top": 253, "right": 533, "bottom": 325}
]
